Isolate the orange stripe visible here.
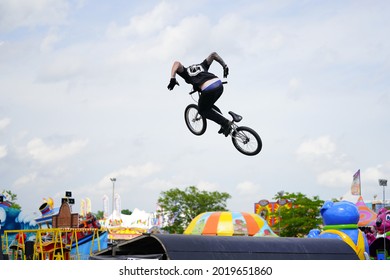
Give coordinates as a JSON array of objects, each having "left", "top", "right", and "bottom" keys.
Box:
[
  {"left": 242, "top": 212, "right": 260, "bottom": 236},
  {"left": 202, "top": 212, "right": 221, "bottom": 235}
]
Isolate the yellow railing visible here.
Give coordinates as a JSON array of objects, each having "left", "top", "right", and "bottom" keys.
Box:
[{"left": 2, "top": 228, "right": 106, "bottom": 260}]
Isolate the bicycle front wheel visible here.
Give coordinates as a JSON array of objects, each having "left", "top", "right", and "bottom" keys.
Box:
[
  {"left": 184, "top": 104, "right": 207, "bottom": 136},
  {"left": 231, "top": 126, "right": 262, "bottom": 156}
]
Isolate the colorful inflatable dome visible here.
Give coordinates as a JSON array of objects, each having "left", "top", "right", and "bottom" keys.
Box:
[{"left": 184, "top": 211, "right": 277, "bottom": 237}]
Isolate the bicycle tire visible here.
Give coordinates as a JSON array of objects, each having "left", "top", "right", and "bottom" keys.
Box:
[
  {"left": 184, "top": 104, "right": 207, "bottom": 136},
  {"left": 231, "top": 126, "right": 262, "bottom": 156}
]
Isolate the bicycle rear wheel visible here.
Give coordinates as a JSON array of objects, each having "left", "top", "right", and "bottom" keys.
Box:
[
  {"left": 231, "top": 126, "right": 262, "bottom": 156},
  {"left": 184, "top": 104, "right": 207, "bottom": 136}
]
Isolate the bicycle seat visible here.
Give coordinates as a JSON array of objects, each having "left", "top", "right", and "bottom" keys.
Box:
[{"left": 229, "top": 111, "right": 242, "bottom": 123}]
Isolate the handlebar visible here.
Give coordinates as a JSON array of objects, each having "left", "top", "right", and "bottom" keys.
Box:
[{"left": 189, "top": 81, "right": 228, "bottom": 95}]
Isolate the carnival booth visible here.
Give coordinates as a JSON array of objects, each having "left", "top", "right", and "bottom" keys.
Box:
[{"left": 355, "top": 196, "right": 377, "bottom": 227}]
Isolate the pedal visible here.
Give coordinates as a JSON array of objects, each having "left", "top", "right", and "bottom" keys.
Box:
[{"left": 228, "top": 111, "right": 242, "bottom": 123}]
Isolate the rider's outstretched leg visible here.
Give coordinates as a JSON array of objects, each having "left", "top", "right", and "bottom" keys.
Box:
[
  {"left": 211, "top": 105, "right": 231, "bottom": 136},
  {"left": 198, "top": 85, "right": 230, "bottom": 136},
  {"left": 211, "top": 104, "right": 222, "bottom": 114}
]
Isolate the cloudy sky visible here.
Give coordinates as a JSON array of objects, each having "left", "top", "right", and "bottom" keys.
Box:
[{"left": 1, "top": 0, "right": 389, "bottom": 217}]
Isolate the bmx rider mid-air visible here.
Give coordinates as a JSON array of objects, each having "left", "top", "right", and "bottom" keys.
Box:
[{"left": 167, "top": 52, "right": 231, "bottom": 136}]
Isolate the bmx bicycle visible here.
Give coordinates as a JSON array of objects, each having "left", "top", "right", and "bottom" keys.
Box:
[{"left": 184, "top": 82, "right": 262, "bottom": 156}]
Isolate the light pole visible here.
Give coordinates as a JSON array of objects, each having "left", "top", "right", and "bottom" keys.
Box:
[
  {"left": 110, "top": 178, "right": 116, "bottom": 216},
  {"left": 277, "top": 190, "right": 285, "bottom": 235},
  {"left": 379, "top": 179, "right": 387, "bottom": 258}
]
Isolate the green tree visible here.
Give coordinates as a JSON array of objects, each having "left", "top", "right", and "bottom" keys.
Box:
[
  {"left": 95, "top": 210, "right": 105, "bottom": 220},
  {"left": 1, "top": 190, "right": 21, "bottom": 210},
  {"left": 157, "top": 186, "right": 231, "bottom": 234},
  {"left": 121, "top": 209, "right": 132, "bottom": 215},
  {"left": 271, "top": 192, "right": 324, "bottom": 237}
]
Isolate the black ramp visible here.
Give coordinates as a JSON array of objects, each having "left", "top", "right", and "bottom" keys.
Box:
[
  {"left": 91, "top": 233, "right": 359, "bottom": 260},
  {"left": 152, "top": 234, "right": 358, "bottom": 260}
]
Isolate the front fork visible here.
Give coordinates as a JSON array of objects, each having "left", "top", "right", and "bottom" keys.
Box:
[
  {"left": 229, "top": 122, "right": 238, "bottom": 137},
  {"left": 230, "top": 123, "right": 249, "bottom": 144}
]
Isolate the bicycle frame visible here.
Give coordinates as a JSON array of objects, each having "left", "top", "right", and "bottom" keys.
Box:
[{"left": 229, "top": 122, "right": 239, "bottom": 136}]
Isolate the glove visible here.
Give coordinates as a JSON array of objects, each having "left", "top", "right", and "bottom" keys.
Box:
[
  {"left": 223, "top": 66, "right": 229, "bottom": 78},
  {"left": 167, "top": 78, "right": 179, "bottom": 90}
]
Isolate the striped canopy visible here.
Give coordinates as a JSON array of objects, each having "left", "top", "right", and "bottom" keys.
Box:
[
  {"left": 184, "top": 211, "right": 277, "bottom": 236},
  {"left": 356, "top": 196, "right": 377, "bottom": 227}
]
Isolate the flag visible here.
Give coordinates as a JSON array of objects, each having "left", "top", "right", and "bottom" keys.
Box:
[
  {"left": 351, "top": 169, "right": 361, "bottom": 195},
  {"left": 80, "top": 199, "right": 86, "bottom": 217}
]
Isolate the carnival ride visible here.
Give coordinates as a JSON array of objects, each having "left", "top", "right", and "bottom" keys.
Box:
[
  {"left": 368, "top": 207, "right": 390, "bottom": 259},
  {"left": 1, "top": 196, "right": 107, "bottom": 260},
  {"left": 4, "top": 227, "right": 106, "bottom": 260},
  {"left": 356, "top": 196, "right": 377, "bottom": 227},
  {"left": 307, "top": 200, "right": 370, "bottom": 260}
]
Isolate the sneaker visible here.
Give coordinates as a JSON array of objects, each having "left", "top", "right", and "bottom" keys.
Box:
[
  {"left": 223, "top": 125, "right": 231, "bottom": 137},
  {"left": 218, "top": 122, "right": 232, "bottom": 137}
]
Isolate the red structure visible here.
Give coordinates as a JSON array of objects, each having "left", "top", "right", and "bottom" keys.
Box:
[{"left": 254, "top": 199, "right": 292, "bottom": 227}]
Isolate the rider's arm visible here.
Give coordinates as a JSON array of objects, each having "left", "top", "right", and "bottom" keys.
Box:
[
  {"left": 167, "top": 61, "right": 184, "bottom": 90},
  {"left": 205, "top": 52, "right": 229, "bottom": 78},
  {"left": 205, "top": 52, "right": 227, "bottom": 68},
  {"left": 170, "top": 61, "right": 184, "bottom": 78}
]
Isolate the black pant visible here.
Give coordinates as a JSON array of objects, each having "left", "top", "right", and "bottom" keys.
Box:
[{"left": 198, "top": 84, "right": 229, "bottom": 127}]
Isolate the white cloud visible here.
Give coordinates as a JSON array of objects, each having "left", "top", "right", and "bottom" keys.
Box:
[
  {"left": 27, "top": 137, "right": 88, "bottom": 163},
  {"left": 14, "top": 172, "right": 37, "bottom": 186},
  {"left": 0, "top": 145, "right": 7, "bottom": 158},
  {"left": 0, "top": 118, "right": 11, "bottom": 130},
  {"left": 106, "top": 2, "right": 176, "bottom": 39},
  {"left": 0, "top": 0, "right": 70, "bottom": 32},
  {"left": 37, "top": 53, "right": 83, "bottom": 82},
  {"left": 94, "top": 163, "right": 163, "bottom": 192},
  {"left": 236, "top": 181, "right": 259, "bottom": 195},
  {"left": 316, "top": 165, "right": 390, "bottom": 197},
  {"left": 317, "top": 169, "right": 352, "bottom": 188},
  {"left": 79, "top": 163, "right": 163, "bottom": 207},
  {"left": 197, "top": 181, "right": 220, "bottom": 192},
  {"left": 364, "top": 166, "right": 385, "bottom": 182},
  {"left": 296, "top": 136, "right": 336, "bottom": 161},
  {"left": 144, "top": 178, "right": 175, "bottom": 192},
  {"left": 319, "top": 165, "right": 390, "bottom": 203},
  {"left": 106, "top": 162, "right": 162, "bottom": 180},
  {"left": 289, "top": 78, "right": 301, "bottom": 91},
  {"left": 109, "top": 13, "right": 213, "bottom": 64},
  {"left": 40, "top": 28, "right": 62, "bottom": 52}
]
